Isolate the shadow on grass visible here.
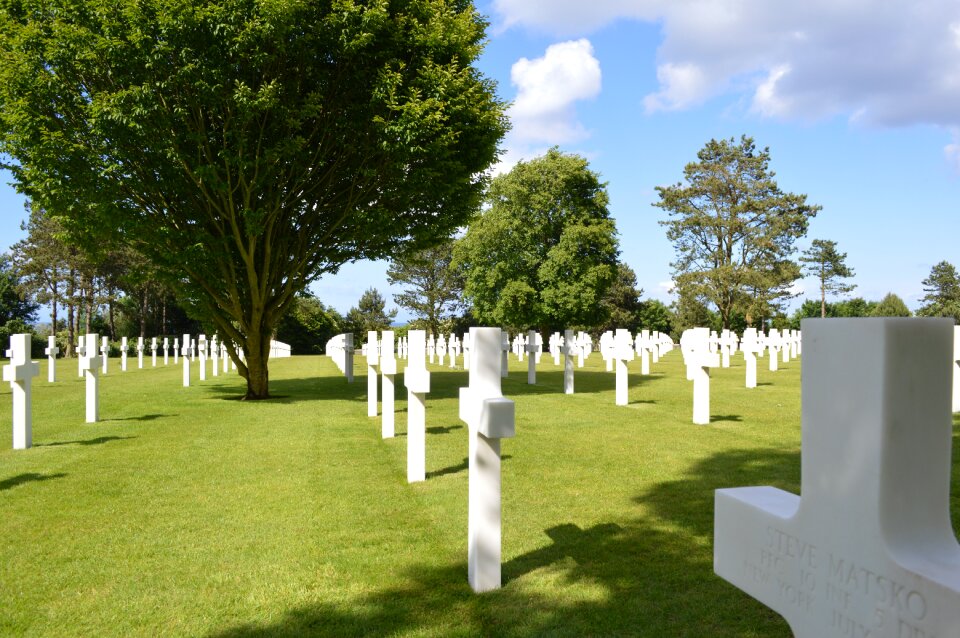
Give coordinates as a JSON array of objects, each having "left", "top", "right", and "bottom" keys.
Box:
[
  {"left": 207, "top": 448, "right": 797, "bottom": 638},
  {"left": 710, "top": 414, "right": 743, "bottom": 423},
  {"left": 104, "top": 414, "right": 174, "bottom": 422},
  {"left": 0, "top": 472, "right": 68, "bottom": 491},
  {"left": 426, "top": 424, "right": 463, "bottom": 435},
  {"left": 425, "top": 454, "right": 514, "bottom": 480},
  {"left": 37, "top": 435, "right": 137, "bottom": 447}
]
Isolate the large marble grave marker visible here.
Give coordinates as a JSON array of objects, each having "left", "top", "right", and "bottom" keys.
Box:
[
  {"left": 80, "top": 332, "right": 103, "bottom": 423},
  {"left": 367, "top": 331, "right": 379, "bottom": 417},
  {"left": 44, "top": 335, "right": 59, "bottom": 383},
  {"left": 381, "top": 330, "right": 397, "bottom": 438},
  {"left": 740, "top": 328, "right": 763, "bottom": 389},
  {"left": 953, "top": 325, "right": 959, "bottom": 413},
  {"left": 715, "top": 318, "right": 960, "bottom": 638},
  {"left": 460, "top": 327, "right": 515, "bottom": 593},
  {"left": 4, "top": 333, "right": 39, "bottom": 449},
  {"left": 405, "top": 330, "right": 430, "bottom": 483}
]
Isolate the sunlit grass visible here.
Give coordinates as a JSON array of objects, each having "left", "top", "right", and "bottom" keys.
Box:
[{"left": 0, "top": 349, "right": 956, "bottom": 636}]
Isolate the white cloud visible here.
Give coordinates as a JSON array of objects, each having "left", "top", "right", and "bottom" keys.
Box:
[
  {"left": 508, "top": 39, "right": 602, "bottom": 144},
  {"left": 658, "top": 280, "right": 676, "bottom": 293},
  {"left": 493, "top": 1, "right": 960, "bottom": 131},
  {"left": 944, "top": 128, "right": 960, "bottom": 173}
]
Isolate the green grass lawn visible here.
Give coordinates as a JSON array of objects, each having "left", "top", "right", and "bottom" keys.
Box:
[{"left": 1, "top": 350, "right": 958, "bottom": 637}]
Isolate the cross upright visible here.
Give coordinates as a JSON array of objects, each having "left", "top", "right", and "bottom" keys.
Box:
[
  {"left": 343, "top": 333, "right": 354, "bottom": 382},
  {"left": 404, "top": 329, "right": 430, "bottom": 483},
  {"left": 715, "top": 318, "right": 960, "bottom": 638},
  {"left": 459, "top": 327, "right": 515, "bottom": 593},
  {"left": 120, "top": 336, "right": 129, "bottom": 371},
  {"left": 767, "top": 328, "right": 782, "bottom": 371},
  {"left": 77, "top": 335, "right": 85, "bottom": 378},
  {"left": 740, "top": 327, "right": 764, "bottom": 389},
  {"left": 44, "top": 335, "right": 59, "bottom": 383},
  {"left": 198, "top": 334, "right": 208, "bottom": 381},
  {"left": 4, "top": 333, "right": 40, "bottom": 449},
  {"left": 151, "top": 337, "right": 158, "bottom": 367},
  {"left": 210, "top": 336, "right": 219, "bottom": 377},
  {"left": 137, "top": 336, "right": 145, "bottom": 369},
  {"left": 525, "top": 330, "right": 539, "bottom": 384},
  {"left": 100, "top": 336, "right": 109, "bottom": 374},
  {"left": 380, "top": 330, "right": 397, "bottom": 438},
  {"left": 680, "top": 327, "right": 720, "bottom": 425},
  {"left": 367, "top": 331, "right": 379, "bottom": 417},
  {"left": 500, "top": 331, "right": 510, "bottom": 378},
  {"left": 614, "top": 329, "right": 635, "bottom": 406},
  {"left": 181, "top": 333, "right": 191, "bottom": 387},
  {"left": 80, "top": 332, "right": 103, "bottom": 423},
  {"left": 636, "top": 329, "right": 651, "bottom": 375},
  {"left": 163, "top": 337, "right": 169, "bottom": 365},
  {"left": 561, "top": 329, "right": 575, "bottom": 394}
]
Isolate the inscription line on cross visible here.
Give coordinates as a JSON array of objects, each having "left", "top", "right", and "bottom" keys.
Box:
[{"left": 714, "top": 318, "right": 960, "bottom": 638}]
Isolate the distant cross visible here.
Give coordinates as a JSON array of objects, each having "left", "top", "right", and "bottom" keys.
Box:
[
  {"left": 614, "top": 329, "right": 635, "bottom": 406},
  {"left": 381, "top": 331, "right": 397, "bottom": 438},
  {"left": 80, "top": 333, "right": 103, "bottom": 422},
  {"left": 163, "top": 337, "right": 169, "bottom": 366},
  {"left": 525, "top": 330, "right": 539, "bottom": 384},
  {"left": 198, "top": 334, "right": 207, "bottom": 381},
  {"left": 100, "top": 336, "right": 109, "bottom": 374},
  {"left": 715, "top": 318, "right": 960, "bottom": 638},
  {"left": 151, "top": 337, "right": 158, "bottom": 367},
  {"left": 767, "top": 329, "right": 781, "bottom": 372},
  {"left": 181, "top": 334, "right": 191, "bottom": 387},
  {"left": 137, "top": 337, "right": 145, "bottom": 369},
  {"left": 367, "top": 331, "right": 379, "bottom": 417},
  {"left": 561, "top": 329, "right": 575, "bottom": 394},
  {"left": 44, "top": 335, "right": 59, "bottom": 383},
  {"left": 740, "top": 328, "right": 763, "bottom": 389},
  {"left": 4, "top": 333, "right": 40, "bottom": 449},
  {"left": 121, "top": 337, "right": 129, "bottom": 371},
  {"left": 680, "top": 328, "right": 720, "bottom": 425}
]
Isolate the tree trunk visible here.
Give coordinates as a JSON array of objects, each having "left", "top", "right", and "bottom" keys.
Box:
[
  {"left": 239, "top": 328, "right": 271, "bottom": 399},
  {"left": 67, "top": 267, "right": 75, "bottom": 357},
  {"left": 161, "top": 297, "right": 167, "bottom": 336},
  {"left": 820, "top": 283, "right": 826, "bottom": 318}
]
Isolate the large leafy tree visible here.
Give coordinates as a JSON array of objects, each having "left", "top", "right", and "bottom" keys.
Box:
[
  {"left": 870, "top": 293, "right": 912, "bottom": 317},
  {"left": 386, "top": 240, "right": 464, "bottom": 335},
  {"left": 598, "top": 262, "right": 643, "bottom": 333},
  {"left": 0, "top": 0, "right": 506, "bottom": 398},
  {"left": 917, "top": 261, "right": 960, "bottom": 323},
  {"left": 11, "top": 203, "right": 70, "bottom": 336},
  {"left": 454, "top": 148, "right": 619, "bottom": 333},
  {"left": 799, "top": 238, "right": 856, "bottom": 318},
  {"left": 655, "top": 136, "right": 819, "bottom": 328},
  {"left": 0, "top": 253, "right": 39, "bottom": 326}
]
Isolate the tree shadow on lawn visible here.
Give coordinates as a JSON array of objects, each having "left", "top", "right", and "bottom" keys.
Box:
[
  {"left": 103, "top": 414, "right": 174, "bottom": 422},
  {"left": 0, "top": 472, "right": 68, "bottom": 491},
  {"left": 207, "top": 447, "right": 798, "bottom": 638},
  {"left": 202, "top": 375, "right": 368, "bottom": 403}
]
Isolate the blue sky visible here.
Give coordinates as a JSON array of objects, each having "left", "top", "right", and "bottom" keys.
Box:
[{"left": 2, "top": 1, "right": 958, "bottom": 322}]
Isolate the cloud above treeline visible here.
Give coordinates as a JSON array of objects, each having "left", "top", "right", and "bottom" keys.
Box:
[{"left": 492, "top": 0, "right": 960, "bottom": 130}]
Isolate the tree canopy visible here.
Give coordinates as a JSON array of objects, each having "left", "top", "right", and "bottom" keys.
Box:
[
  {"left": 799, "top": 239, "right": 856, "bottom": 318},
  {"left": 454, "top": 148, "right": 619, "bottom": 333},
  {"left": 387, "top": 240, "right": 464, "bottom": 335},
  {"left": 0, "top": 0, "right": 507, "bottom": 397},
  {"left": 917, "top": 261, "right": 960, "bottom": 323},
  {"left": 344, "top": 288, "right": 397, "bottom": 341},
  {"left": 655, "top": 136, "right": 819, "bottom": 328}
]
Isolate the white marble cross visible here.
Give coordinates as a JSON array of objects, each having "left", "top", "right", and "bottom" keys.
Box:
[
  {"left": 740, "top": 328, "right": 763, "bottom": 389},
  {"left": 182, "top": 333, "right": 191, "bottom": 387},
  {"left": 614, "top": 329, "right": 635, "bottom": 406},
  {"left": 500, "top": 331, "right": 509, "bottom": 378},
  {"left": 405, "top": 330, "right": 430, "bottom": 483},
  {"left": 198, "top": 334, "right": 207, "bottom": 381},
  {"left": 4, "top": 333, "right": 39, "bottom": 449},
  {"left": 715, "top": 318, "right": 960, "bottom": 638},
  {"left": 380, "top": 330, "right": 397, "bottom": 438},
  {"left": 427, "top": 333, "right": 435, "bottom": 364},
  {"left": 173, "top": 337, "right": 179, "bottom": 364},
  {"left": 121, "top": 336, "right": 129, "bottom": 371},
  {"left": 525, "top": 330, "right": 539, "bottom": 384},
  {"left": 210, "top": 336, "right": 219, "bottom": 377},
  {"left": 600, "top": 331, "right": 614, "bottom": 372},
  {"left": 151, "top": 337, "right": 157, "bottom": 367},
  {"left": 680, "top": 327, "right": 720, "bottom": 425},
  {"left": 550, "top": 332, "right": 561, "bottom": 366},
  {"left": 719, "top": 330, "right": 738, "bottom": 368},
  {"left": 636, "top": 330, "right": 651, "bottom": 375},
  {"left": 80, "top": 332, "right": 103, "bottom": 423},
  {"left": 562, "top": 329, "right": 575, "bottom": 394},
  {"left": 344, "top": 333, "right": 354, "bottom": 382},
  {"left": 768, "top": 329, "right": 781, "bottom": 372},
  {"left": 460, "top": 327, "right": 515, "bottom": 593},
  {"left": 100, "top": 336, "right": 109, "bottom": 374},
  {"left": 163, "top": 337, "right": 169, "bottom": 365},
  {"left": 44, "top": 335, "right": 59, "bottom": 383},
  {"left": 137, "top": 336, "right": 145, "bottom": 369},
  {"left": 367, "top": 331, "right": 379, "bottom": 417},
  {"left": 77, "top": 335, "right": 85, "bottom": 378}
]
